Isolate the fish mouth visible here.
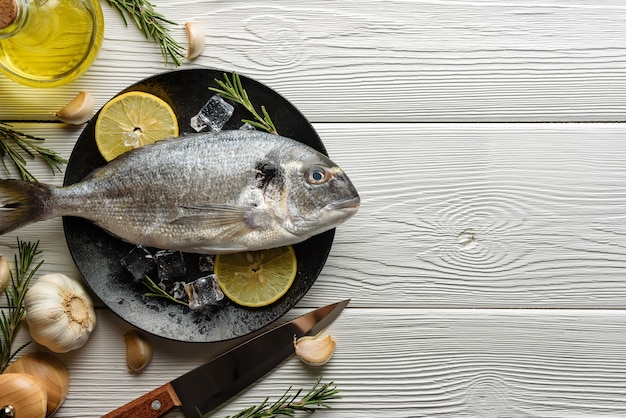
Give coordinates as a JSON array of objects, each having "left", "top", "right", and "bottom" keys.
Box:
[{"left": 327, "top": 197, "right": 360, "bottom": 213}]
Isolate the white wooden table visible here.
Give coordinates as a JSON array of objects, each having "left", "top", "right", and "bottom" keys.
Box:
[{"left": 3, "top": 1, "right": 626, "bottom": 416}]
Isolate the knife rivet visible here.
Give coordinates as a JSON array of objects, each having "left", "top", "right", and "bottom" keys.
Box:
[
  {"left": 151, "top": 400, "right": 162, "bottom": 410},
  {"left": 1, "top": 405, "right": 15, "bottom": 417}
]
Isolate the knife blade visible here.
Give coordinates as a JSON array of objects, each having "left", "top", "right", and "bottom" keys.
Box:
[{"left": 102, "top": 299, "right": 349, "bottom": 418}]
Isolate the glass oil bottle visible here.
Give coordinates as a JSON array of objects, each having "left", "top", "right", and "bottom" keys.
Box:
[{"left": 0, "top": 0, "right": 104, "bottom": 87}]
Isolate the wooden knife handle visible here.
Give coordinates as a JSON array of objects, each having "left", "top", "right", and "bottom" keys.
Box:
[{"left": 102, "top": 382, "right": 182, "bottom": 418}]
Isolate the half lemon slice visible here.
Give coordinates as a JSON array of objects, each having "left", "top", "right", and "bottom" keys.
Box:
[
  {"left": 95, "top": 91, "right": 179, "bottom": 161},
  {"left": 214, "top": 246, "right": 297, "bottom": 308}
]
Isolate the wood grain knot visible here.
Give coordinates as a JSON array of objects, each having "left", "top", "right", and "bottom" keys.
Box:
[
  {"left": 465, "top": 375, "right": 509, "bottom": 418},
  {"left": 244, "top": 15, "right": 304, "bottom": 66},
  {"left": 457, "top": 228, "right": 477, "bottom": 250}
]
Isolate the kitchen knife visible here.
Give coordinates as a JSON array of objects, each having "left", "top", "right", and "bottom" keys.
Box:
[{"left": 102, "top": 299, "right": 349, "bottom": 418}]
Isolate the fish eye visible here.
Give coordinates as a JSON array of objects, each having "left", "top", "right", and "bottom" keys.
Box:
[{"left": 307, "top": 165, "right": 331, "bottom": 185}]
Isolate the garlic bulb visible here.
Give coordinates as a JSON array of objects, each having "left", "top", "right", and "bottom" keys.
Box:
[
  {"left": 24, "top": 273, "right": 96, "bottom": 353},
  {"left": 124, "top": 330, "right": 153, "bottom": 372},
  {"left": 55, "top": 91, "right": 95, "bottom": 125},
  {"left": 185, "top": 22, "right": 205, "bottom": 59},
  {"left": 294, "top": 334, "right": 336, "bottom": 366},
  {"left": 0, "top": 255, "right": 9, "bottom": 293}
]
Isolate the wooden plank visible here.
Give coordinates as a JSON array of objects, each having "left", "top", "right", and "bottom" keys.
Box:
[
  {"left": 309, "top": 122, "right": 626, "bottom": 308},
  {"left": 8, "top": 308, "right": 626, "bottom": 417},
  {"left": 2, "top": 122, "right": 626, "bottom": 308},
  {"left": 2, "top": 1, "right": 626, "bottom": 121}
]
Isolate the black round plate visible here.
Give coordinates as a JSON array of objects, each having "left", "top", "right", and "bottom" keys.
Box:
[{"left": 63, "top": 69, "right": 334, "bottom": 343}]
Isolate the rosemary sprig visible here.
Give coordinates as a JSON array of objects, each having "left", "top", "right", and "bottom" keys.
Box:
[
  {"left": 141, "top": 274, "right": 187, "bottom": 307},
  {"left": 210, "top": 73, "right": 278, "bottom": 134},
  {"left": 103, "top": 0, "right": 185, "bottom": 67},
  {"left": 0, "top": 123, "right": 67, "bottom": 182},
  {"left": 225, "top": 378, "right": 340, "bottom": 418},
  {"left": 0, "top": 239, "right": 43, "bottom": 372}
]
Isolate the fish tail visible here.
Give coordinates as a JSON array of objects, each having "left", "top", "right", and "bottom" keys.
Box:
[{"left": 0, "top": 179, "right": 54, "bottom": 235}]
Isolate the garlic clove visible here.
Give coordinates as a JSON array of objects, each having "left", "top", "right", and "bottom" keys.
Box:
[
  {"left": 55, "top": 91, "right": 95, "bottom": 125},
  {"left": 185, "top": 22, "right": 205, "bottom": 59},
  {"left": 294, "top": 334, "right": 336, "bottom": 366},
  {"left": 0, "top": 373, "right": 47, "bottom": 418},
  {"left": 24, "top": 273, "right": 96, "bottom": 353},
  {"left": 124, "top": 330, "right": 153, "bottom": 372},
  {"left": 5, "top": 352, "right": 70, "bottom": 417},
  {"left": 0, "top": 255, "right": 9, "bottom": 294}
]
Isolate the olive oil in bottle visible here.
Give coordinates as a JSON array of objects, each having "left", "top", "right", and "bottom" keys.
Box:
[{"left": 0, "top": 0, "right": 104, "bottom": 87}]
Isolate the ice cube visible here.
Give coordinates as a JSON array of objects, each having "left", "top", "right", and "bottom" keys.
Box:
[
  {"left": 120, "top": 245, "right": 155, "bottom": 281},
  {"left": 155, "top": 250, "right": 186, "bottom": 281},
  {"left": 198, "top": 255, "right": 215, "bottom": 273},
  {"left": 184, "top": 274, "right": 224, "bottom": 310},
  {"left": 191, "top": 94, "right": 234, "bottom": 132}
]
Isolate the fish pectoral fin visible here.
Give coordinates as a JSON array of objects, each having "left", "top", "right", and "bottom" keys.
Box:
[{"left": 172, "top": 204, "right": 257, "bottom": 232}]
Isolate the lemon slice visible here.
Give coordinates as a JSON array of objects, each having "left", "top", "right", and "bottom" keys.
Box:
[
  {"left": 214, "top": 246, "right": 297, "bottom": 308},
  {"left": 95, "top": 91, "right": 179, "bottom": 161}
]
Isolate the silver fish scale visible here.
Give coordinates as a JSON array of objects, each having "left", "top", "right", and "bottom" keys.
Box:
[{"left": 48, "top": 130, "right": 360, "bottom": 254}]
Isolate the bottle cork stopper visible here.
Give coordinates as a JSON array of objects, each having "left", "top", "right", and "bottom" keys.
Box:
[{"left": 0, "top": 0, "right": 18, "bottom": 29}]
